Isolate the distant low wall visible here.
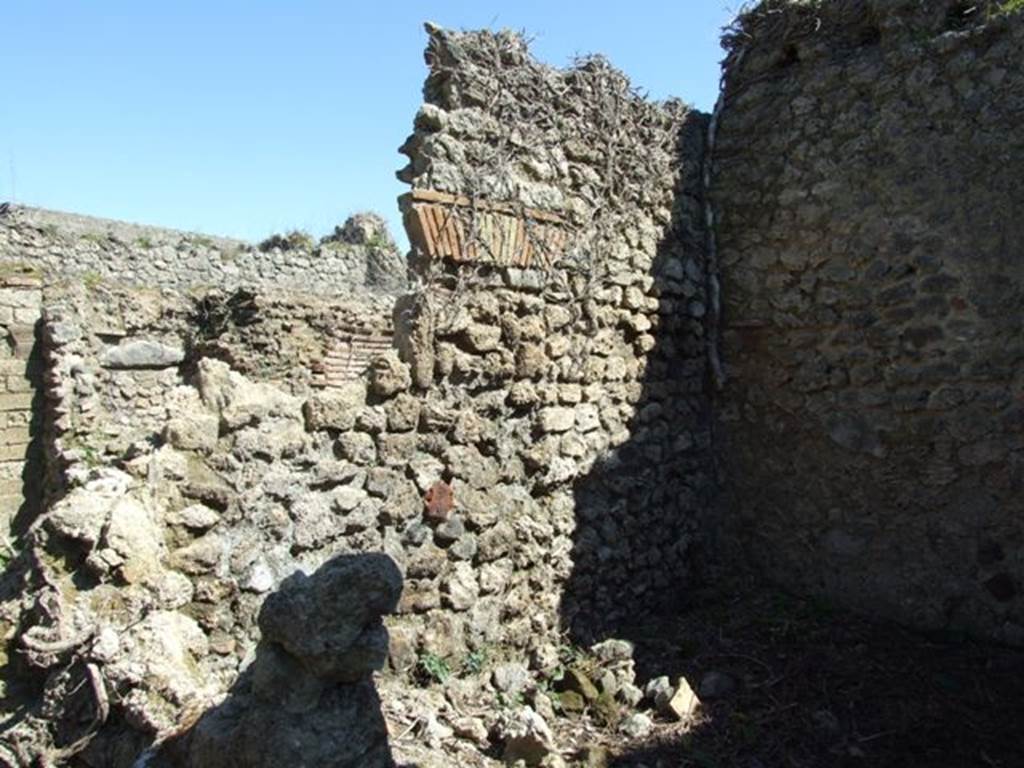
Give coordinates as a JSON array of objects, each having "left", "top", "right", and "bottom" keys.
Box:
[{"left": 0, "top": 207, "right": 407, "bottom": 295}]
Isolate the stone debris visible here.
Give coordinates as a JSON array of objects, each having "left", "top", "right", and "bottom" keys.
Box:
[
  {"left": 497, "top": 707, "right": 556, "bottom": 765},
  {"left": 665, "top": 677, "right": 701, "bottom": 722},
  {"left": 619, "top": 712, "right": 654, "bottom": 739}
]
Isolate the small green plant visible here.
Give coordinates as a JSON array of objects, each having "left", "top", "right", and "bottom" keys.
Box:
[
  {"left": 461, "top": 647, "right": 488, "bottom": 676},
  {"left": 80, "top": 232, "right": 108, "bottom": 245},
  {"left": 495, "top": 690, "right": 524, "bottom": 709},
  {"left": 365, "top": 231, "right": 390, "bottom": 250},
  {"left": 0, "top": 538, "right": 16, "bottom": 571},
  {"left": 996, "top": 0, "right": 1024, "bottom": 15},
  {"left": 81, "top": 443, "right": 101, "bottom": 467},
  {"left": 134, "top": 236, "right": 154, "bottom": 249},
  {"left": 416, "top": 652, "right": 451, "bottom": 685},
  {"left": 557, "top": 641, "right": 586, "bottom": 667},
  {"left": 81, "top": 271, "right": 103, "bottom": 289}
]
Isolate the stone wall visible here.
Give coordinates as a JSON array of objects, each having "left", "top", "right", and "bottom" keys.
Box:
[
  {"left": 0, "top": 280, "right": 400, "bottom": 765},
  {"left": 396, "top": 25, "right": 714, "bottom": 645},
  {"left": 712, "top": 0, "right": 1024, "bottom": 643},
  {"left": 40, "top": 282, "right": 395, "bottom": 494},
  {"left": 0, "top": 206, "right": 407, "bottom": 294},
  {"left": 0, "top": 26, "right": 717, "bottom": 765}
]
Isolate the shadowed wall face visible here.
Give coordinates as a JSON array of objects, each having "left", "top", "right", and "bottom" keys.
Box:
[{"left": 713, "top": 0, "right": 1024, "bottom": 642}]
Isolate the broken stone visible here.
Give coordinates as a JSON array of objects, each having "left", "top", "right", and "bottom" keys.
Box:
[
  {"left": 446, "top": 714, "right": 485, "bottom": 747},
  {"left": 336, "top": 432, "right": 376, "bottom": 464},
  {"left": 435, "top": 515, "right": 465, "bottom": 546},
  {"left": 645, "top": 675, "right": 673, "bottom": 709},
  {"left": 499, "top": 706, "right": 555, "bottom": 766},
  {"left": 538, "top": 407, "right": 575, "bottom": 434},
  {"left": 441, "top": 562, "right": 479, "bottom": 611},
  {"left": 463, "top": 323, "right": 502, "bottom": 352},
  {"left": 103, "top": 496, "right": 164, "bottom": 583},
  {"left": 561, "top": 668, "right": 600, "bottom": 703},
  {"left": 619, "top": 712, "right": 653, "bottom": 739},
  {"left": 617, "top": 681, "right": 644, "bottom": 708},
  {"left": 165, "top": 412, "right": 220, "bottom": 453},
  {"left": 492, "top": 662, "right": 532, "bottom": 696},
  {"left": 368, "top": 350, "right": 411, "bottom": 398},
  {"left": 591, "top": 638, "right": 633, "bottom": 663},
  {"left": 665, "top": 676, "right": 700, "bottom": 721},
  {"left": 303, "top": 381, "right": 367, "bottom": 432},
  {"left": 45, "top": 475, "right": 125, "bottom": 546},
  {"left": 447, "top": 533, "right": 478, "bottom": 561},
  {"left": 197, "top": 359, "right": 301, "bottom": 430},
  {"left": 258, "top": 553, "right": 403, "bottom": 682}
]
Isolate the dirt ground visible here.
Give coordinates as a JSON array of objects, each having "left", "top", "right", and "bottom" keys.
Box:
[{"left": 609, "top": 582, "right": 1024, "bottom": 768}]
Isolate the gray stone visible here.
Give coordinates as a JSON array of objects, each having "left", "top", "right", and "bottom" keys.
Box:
[
  {"left": 441, "top": 562, "right": 479, "bottom": 611},
  {"left": 100, "top": 339, "right": 184, "bottom": 369},
  {"left": 258, "top": 554, "right": 402, "bottom": 682},
  {"left": 619, "top": 712, "right": 653, "bottom": 739},
  {"left": 303, "top": 382, "right": 367, "bottom": 432},
  {"left": 435, "top": 515, "right": 466, "bottom": 546},
  {"left": 498, "top": 706, "right": 555, "bottom": 766},
  {"left": 492, "top": 662, "right": 532, "bottom": 695},
  {"left": 645, "top": 675, "right": 673, "bottom": 709},
  {"left": 165, "top": 412, "right": 220, "bottom": 453},
  {"left": 537, "top": 407, "right": 576, "bottom": 434},
  {"left": 368, "top": 350, "right": 411, "bottom": 398},
  {"left": 591, "top": 638, "right": 634, "bottom": 663},
  {"left": 447, "top": 533, "right": 478, "bottom": 561}
]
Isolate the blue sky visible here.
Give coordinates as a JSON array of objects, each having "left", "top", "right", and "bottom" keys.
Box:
[{"left": 1, "top": 2, "right": 737, "bottom": 245}]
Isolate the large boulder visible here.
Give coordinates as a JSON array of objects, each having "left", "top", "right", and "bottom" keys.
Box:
[{"left": 258, "top": 553, "right": 403, "bottom": 682}]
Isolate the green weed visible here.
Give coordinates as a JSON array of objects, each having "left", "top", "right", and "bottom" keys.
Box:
[
  {"left": 416, "top": 652, "right": 451, "bottom": 685},
  {"left": 462, "top": 647, "right": 488, "bottom": 676}
]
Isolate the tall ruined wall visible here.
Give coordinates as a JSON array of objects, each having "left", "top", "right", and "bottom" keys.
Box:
[
  {"left": 0, "top": 207, "right": 407, "bottom": 294},
  {"left": 396, "top": 25, "right": 713, "bottom": 644},
  {"left": 713, "top": 0, "right": 1024, "bottom": 642},
  {"left": 0, "top": 28, "right": 715, "bottom": 760}
]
